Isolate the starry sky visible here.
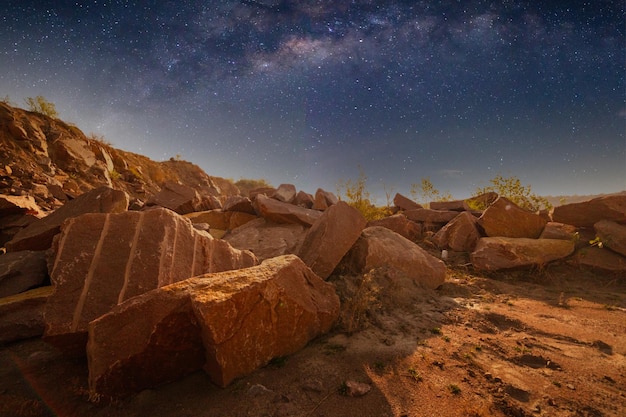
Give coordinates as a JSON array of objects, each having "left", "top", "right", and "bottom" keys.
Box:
[{"left": 1, "top": 1, "right": 624, "bottom": 201}]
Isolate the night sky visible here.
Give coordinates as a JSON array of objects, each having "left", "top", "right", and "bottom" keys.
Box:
[{"left": 1, "top": 1, "right": 624, "bottom": 201}]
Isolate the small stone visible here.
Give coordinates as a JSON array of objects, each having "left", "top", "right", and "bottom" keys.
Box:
[
  {"left": 566, "top": 384, "right": 575, "bottom": 390},
  {"left": 345, "top": 380, "right": 371, "bottom": 397},
  {"left": 248, "top": 384, "right": 274, "bottom": 397}
]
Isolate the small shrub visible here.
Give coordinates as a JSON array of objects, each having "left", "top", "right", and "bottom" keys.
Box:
[
  {"left": 337, "top": 168, "right": 392, "bottom": 221},
  {"left": 410, "top": 177, "right": 452, "bottom": 207},
  {"left": 24, "top": 95, "right": 59, "bottom": 118},
  {"left": 472, "top": 174, "right": 551, "bottom": 212}
]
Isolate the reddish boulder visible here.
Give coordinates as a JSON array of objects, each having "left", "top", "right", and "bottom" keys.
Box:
[
  {"left": 367, "top": 214, "right": 422, "bottom": 242},
  {"left": 254, "top": 194, "right": 322, "bottom": 226},
  {"left": 539, "top": 222, "right": 579, "bottom": 241},
  {"left": 87, "top": 255, "right": 340, "bottom": 397},
  {"left": 471, "top": 237, "right": 575, "bottom": 270},
  {"left": 146, "top": 181, "right": 211, "bottom": 214},
  {"left": 294, "top": 191, "right": 314, "bottom": 208},
  {"left": 433, "top": 212, "right": 481, "bottom": 252},
  {"left": 392, "top": 193, "right": 422, "bottom": 211},
  {"left": 224, "top": 218, "right": 307, "bottom": 261},
  {"left": 5, "top": 186, "right": 129, "bottom": 252},
  {"left": 298, "top": 201, "right": 366, "bottom": 279},
  {"left": 339, "top": 226, "right": 446, "bottom": 289},
  {"left": 312, "top": 188, "right": 338, "bottom": 211},
  {"left": 44, "top": 208, "right": 257, "bottom": 355},
  {"left": 222, "top": 195, "right": 256, "bottom": 214},
  {"left": 0, "top": 286, "right": 53, "bottom": 344},
  {"left": 594, "top": 220, "right": 626, "bottom": 257},
  {"left": 0, "top": 250, "right": 48, "bottom": 298},
  {"left": 551, "top": 193, "right": 626, "bottom": 227},
  {"left": 272, "top": 184, "right": 297, "bottom": 203},
  {"left": 0, "top": 194, "right": 44, "bottom": 217},
  {"left": 404, "top": 208, "right": 459, "bottom": 223},
  {"left": 429, "top": 200, "right": 470, "bottom": 212},
  {"left": 573, "top": 246, "right": 626, "bottom": 273},
  {"left": 477, "top": 197, "right": 547, "bottom": 238}
]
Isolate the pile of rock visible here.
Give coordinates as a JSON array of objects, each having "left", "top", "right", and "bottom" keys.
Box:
[{"left": 0, "top": 179, "right": 624, "bottom": 400}]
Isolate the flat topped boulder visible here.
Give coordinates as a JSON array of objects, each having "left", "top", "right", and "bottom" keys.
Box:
[
  {"left": 552, "top": 193, "right": 626, "bottom": 227},
  {"left": 223, "top": 218, "right": 307, "bottom": 261},
  {"left": 44, "top": 207, "right": 257, "bottom": 355},
  {"left": 470, "top": 237, "right": 575, "bottom": 271},
  {"left": 254, "top": 194, "right": 322, "bottom": 226},
  {"left": 477, "top": 197, "right": 547, "bottom": 238},
  {"left": 393, "top": 193, "right": 422, "bottom": 211},
  {"left": 403, "top": 208, "right": 459, "bottom": 223},
  {"left": 87, "top": 255, "right": 340, "bottom": 397},
  {"left": 6, "top": 186, "right": 129, "bottom": 252},
  {"left": 367, "top": 213, "right": 422, "bottom": 242}
]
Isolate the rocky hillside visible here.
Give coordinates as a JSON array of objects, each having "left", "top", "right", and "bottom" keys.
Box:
[{"left": 0, "top": 102, "right": 239, "bottom": 213}]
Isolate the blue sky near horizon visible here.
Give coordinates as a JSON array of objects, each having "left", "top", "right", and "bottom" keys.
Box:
[{"left": 1, "top": 0, "right": 624, "bottom": 201}]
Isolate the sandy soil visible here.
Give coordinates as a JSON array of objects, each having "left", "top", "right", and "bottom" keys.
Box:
[{"left": 1, "top": 263, "right": 625, "bottom": 417}]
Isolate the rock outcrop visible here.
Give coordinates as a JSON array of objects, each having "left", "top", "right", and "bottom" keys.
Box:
[
  {"left": 44, "top": 208, "right": 257, "bottom": 355},
  {"left": 87, "top": 255, "right": 339, "bottom": 397},
  {"left": 470, "top": 237, "right": 575, "bottom": 270}
]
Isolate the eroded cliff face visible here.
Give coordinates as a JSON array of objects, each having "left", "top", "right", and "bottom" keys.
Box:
[{"left": 0, "top": 102, "right": 239, "bottom": 212}]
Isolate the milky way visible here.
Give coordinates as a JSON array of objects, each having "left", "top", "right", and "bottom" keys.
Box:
[{"left": 1, "top": 1, "right": 624, "bottom": 199}]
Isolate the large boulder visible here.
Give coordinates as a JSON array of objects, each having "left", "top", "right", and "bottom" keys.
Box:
[
  {"left": 298, "top": 201, "right": 366, "bottom": 279},
  {"left": 5, "top": 186, "right": 129, "bottom": 252},
  {"left": 392, "top": 193, "right": 422, "bottom": 211},
  {"left": 312, "top": 188, "right": 338, "bottom": 211},
  {"left": 573, "top": 246, "right": 626, "bottom": 273},
  {"left": 254, "top": 194, "right": 322, "bottom": 226},
  {"left": 429, "top": 200, "right": 470, "bottom": 212},
  {"left": 552, "top": 194, "right": 626, "bottom": 227},
  {"left": 222, "top": 195, "right": 256, "bottom": 214},
  {"left": 44, "top": 208, "right": 257, "bottom": 355},
  {"left": 433, "top": 211, "right": 481, "bottom": 252},
  {"left": 294, "top": 190, "right": 314, "bottom": 208},
  {"left": 403, "top": 208, "right": 459, "bottom": 223},
  {"left": 272, "top": 183, "right": 296, "bottom": 204},
  {"left": 0, "top": 250, "right": 48, "bottom": 298},
  {"left": 470, "top": 237, "right": 575, "bottom": 270},
  {"left": 367, "top": 214, "right": 422, "bottom": 242},
  {"left": 593, "top": 220, "right": 626, "bottom": 257},
  {"left": 539, "top": 222, "right": 579, "bottom": 241},
  {"left": 340, "top": 226, "right": 446, "bottom": 290},
  {"left": 87, "top": 255, "right": 340, "bottom": 397},
  {"left": 0, "top": 286, "right": 53, "bottom": 344},
  {"left": 146, "top": 181, "right": 212, "bottom": 214},
  {"left": 223, "top": 218, "right": 307, "bottom": 261},
  {"left": 477, "top": 197, "right": 547, "bottom": 238}
]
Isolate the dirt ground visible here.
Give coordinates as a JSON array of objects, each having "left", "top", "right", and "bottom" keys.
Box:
[{"left": 1, "top": 261, "right": 625, "bottom": 417}]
